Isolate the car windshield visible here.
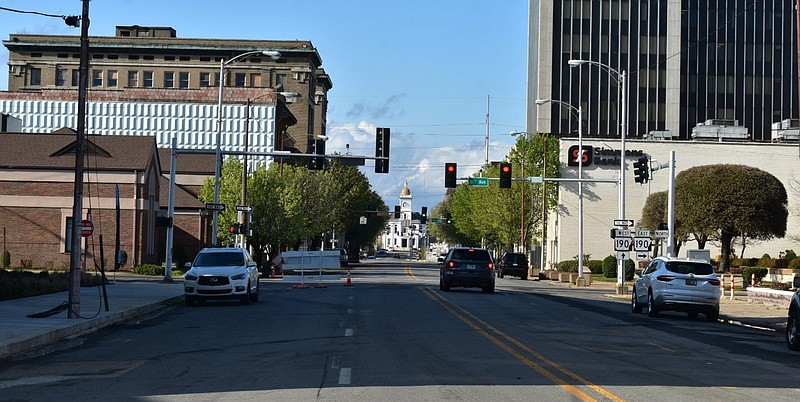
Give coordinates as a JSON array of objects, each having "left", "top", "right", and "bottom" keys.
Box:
[
  {"left": 194, "top": 252, "right": 245, "bottom": 267},
  {"left": 665, "top": 261, "right": 713, "bottom": 275},
  {"left": 450, "top": 249, "right": 491, "bottom": 261}
]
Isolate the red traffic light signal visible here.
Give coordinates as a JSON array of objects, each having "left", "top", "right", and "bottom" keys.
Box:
[
  {"left": 444, "top": 163, "right": 457, "bottom": 188},
  {"left": 499, "top": 162, "right": 512, "bottom": 188}
]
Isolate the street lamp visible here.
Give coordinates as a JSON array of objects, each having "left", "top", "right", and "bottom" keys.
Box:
[
  {"left": 568, "top": 58, "right": 627, "bottom": 293},
  {"left": 535, "top": 99, "right": 584, "bottom": 284},
  {"left": 212, "top": 50, "right": 281, "bottom": 247}
]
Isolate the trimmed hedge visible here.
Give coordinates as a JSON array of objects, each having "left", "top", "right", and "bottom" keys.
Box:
[
  {"left": 601, "top": 255, "right": 634, "bottom": 280},
  {"left": 0, "top": 269, "right": 105, "bottom": 301},
  {"left": 741, "top": 267, "right": 768, "bottom": 286}
]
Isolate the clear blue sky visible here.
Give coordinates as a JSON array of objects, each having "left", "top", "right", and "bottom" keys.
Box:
[{"left": 0, "top": 0, "right": 529, "bottom": 211}]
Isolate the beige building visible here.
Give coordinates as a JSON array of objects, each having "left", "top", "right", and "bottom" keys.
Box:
[{"left": 3, "top": 25, "right": 332, "bottom": 155}]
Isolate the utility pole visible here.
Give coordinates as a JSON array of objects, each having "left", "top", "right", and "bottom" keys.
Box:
[{"left": 68, "top": 0, "right": 90, "bottom": 318}]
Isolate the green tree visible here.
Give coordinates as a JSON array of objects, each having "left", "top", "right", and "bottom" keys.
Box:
[
  {"left": 639, "top": 191, "right": 686, "bottom": 256},
  {"left": 675, "top": 164, "right": 787, "bottom": 272},
  {"left": 198, "top": 157, "right": 245, "bottom": 246}
]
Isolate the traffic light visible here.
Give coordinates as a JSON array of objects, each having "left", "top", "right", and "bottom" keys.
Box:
[
  {"left": 309, "top": 139, "right": 325, "bottom": 170},
  {"left": 375, "top": 127, "right": 390, "bottom": 173},
  {"left": 633, "top": 156, "right": 649, "bottom": 184},
  {"left": 420, "top": 207, "right": 427, "bottom": 224},
  {"left": 499, "top": 162, "right": 512, "bottom": 188},
  {"left": 445, "top": 163, "right": 457, "bottom": 188},
  {"left": 229, "top": 223, "right": 242, "bottom": 234}
]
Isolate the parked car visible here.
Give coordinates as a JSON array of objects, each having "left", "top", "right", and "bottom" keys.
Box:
[
  {"left": 437, "top": 252, "right": 447, "bottom": 265},
  {"left": 183, "top": 247, "right": 260, "bottom": 306},
  {"left": 787, "top": 276, "right": 800, "bottom": 350},
  {"left": 497, "top": 252, "right": 528, "bottom": 279},
  {"left": 631, "top": 256, "right": 720, "bottom": 321},
  {"left": 335, "top": 248, "right": 348, "bottom": 267},
  {"left": 440, "top": 247, "right": 495, "bottom": 293}
]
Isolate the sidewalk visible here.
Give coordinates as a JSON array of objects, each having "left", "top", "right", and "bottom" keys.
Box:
[{"left": 0, "top": 273, "right": 182, "bottom": 362}]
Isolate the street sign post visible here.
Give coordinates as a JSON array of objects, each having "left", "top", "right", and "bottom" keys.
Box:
[
  {"left": 205, "top": 203, "right": 226, "bottom": 212},
  {"left": 468, "top": 177, "right": 489, "bottom": 187}
]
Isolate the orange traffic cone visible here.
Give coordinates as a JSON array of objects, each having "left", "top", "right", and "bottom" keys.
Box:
[
  {"left": 270, "top": 266, "right": 275, "bottom": 278},
  {"left": 345, "top": 269, "right": 353, "bottom": 286}
]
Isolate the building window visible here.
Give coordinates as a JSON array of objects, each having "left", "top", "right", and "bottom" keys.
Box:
[
  {"left": 71, "top": 69, "right": 80, "bottom": 86},
  {"left": 200, "top": 72, "right": 211, "bottom": 87},
  {"left": 214, "top": 72, "right": 220, "bottom": 86},
  {"left": 164, "top": 55, "right": 175, "bottom": 61},
  {"left": 250, "top": 73, "right": 262, "bottom": 87},
  {"left": 128, "top": 71, "right": 139, "bottom": 87},
  {"left": 64, "top": 217, "right": 73, "bottom": 253},
  {"left": 143, "top": 71, "right": 153, "bottom": 87},
  {"left": 164, "top": 71, "right": 174, "bottom": 88},
  {"left": 29, "top": 67, "right": 41, "bottom": 85},
  {"left": 107, "top": 54, "right": 119, "bottom": 60},
  {"left": 179, "top": 56, "right": 190, "bottom": 61},
  {"left": 108, "top": 70, "right": 118, "bottom": 87},
  {"left": 143, "top": 55, "right": 154, "bottom": 61},
  {"left": 92, "top": 70, "right": 103, "bottom": 87},
  {"left": 234, "top": 73, "right": 246, "bottom": 87},
  {"left": 179, "top": 72, "right": 189, "bottom": 88},
  {"left": 276, "top": 73, "right": 287, "bottom": 88},
  {"left": 92, "top": 54, "right": 104, "bottom": 59},
  {"left": 128, "top": 55, "right": 140, "bottom": 60},
  {"left": 56, "top": 68, "right": 67, "bottom": 86}
]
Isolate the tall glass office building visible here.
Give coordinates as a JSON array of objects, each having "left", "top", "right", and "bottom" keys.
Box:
[{"left": 528, "top": 0, "right": 798, "bottom": 141}]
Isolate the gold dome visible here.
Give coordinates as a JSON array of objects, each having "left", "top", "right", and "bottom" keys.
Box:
[{"left": 401, "top": 187, "right": 411, "bottom": 196}]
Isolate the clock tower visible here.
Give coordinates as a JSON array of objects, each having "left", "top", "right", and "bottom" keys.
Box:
[{"left": 399, "top": 181, "right": 412, "bottom": 220}]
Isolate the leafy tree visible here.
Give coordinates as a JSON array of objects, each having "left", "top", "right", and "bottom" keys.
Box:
[
  {"left": 675, "top": 164, "right": 787, "bottom": 272},
  {"left": 639, "top": 191, "right": 686, "bottom": 256},
  {"left": 199, "top": 157, "right": 245, "bottom": 246}
]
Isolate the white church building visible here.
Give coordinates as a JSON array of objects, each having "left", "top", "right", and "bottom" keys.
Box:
[{"left": 381, "top": 183, "right": 428, "bottom": 251}]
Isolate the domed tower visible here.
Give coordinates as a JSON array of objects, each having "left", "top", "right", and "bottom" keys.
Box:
[{"left": 399, "top": 181, "right": 412, "bottom": 220}]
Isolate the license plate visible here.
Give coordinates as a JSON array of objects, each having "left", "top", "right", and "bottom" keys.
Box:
[
  {"left": 685, "top": 278, "right": 697, "bottom": 286},
  {"left": 465, "top": 264, "right": 476, "bottom": 270}
]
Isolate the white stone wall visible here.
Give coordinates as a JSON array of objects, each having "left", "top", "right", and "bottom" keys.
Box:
[{"left": 553, "top": 139, "right": 800, "bottom": 266}]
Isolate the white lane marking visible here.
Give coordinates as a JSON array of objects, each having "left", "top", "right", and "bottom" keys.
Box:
[
  {"left": 345, "top": 328, "right": 354, "bottom": 337},
  {"left": 338, "top": 368, "right": 352, "bottom": 385}
]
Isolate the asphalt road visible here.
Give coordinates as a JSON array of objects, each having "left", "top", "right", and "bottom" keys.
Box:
[{"left": 1, "top": 258, "right": 799, "bottom": 401}]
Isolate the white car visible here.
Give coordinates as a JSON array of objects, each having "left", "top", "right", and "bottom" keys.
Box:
[
  {"left": 183, "top": 247, "right": 260, "bottom": 306},
  {"left": 631, "top": 256, "right": 720, "bottom": 321}
]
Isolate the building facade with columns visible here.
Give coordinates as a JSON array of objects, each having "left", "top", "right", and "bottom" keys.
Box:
[{"left": 381, "top": 183, "right": 428, "bottom": 251}]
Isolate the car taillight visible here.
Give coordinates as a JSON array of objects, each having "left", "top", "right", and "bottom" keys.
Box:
[
  {"left": 707, "top": 279, "right": 720, "bottom": 286},
  {"left": 656, "top": 275, "right": 676, "bottom": 282},
  {"left": 448, "top": 261, "right": 456, "bottom": 269},
  {"left": 487, "top": 262, "right": 494, "bottom": 270}
]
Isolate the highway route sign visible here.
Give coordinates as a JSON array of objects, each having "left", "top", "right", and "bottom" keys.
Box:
[
  {"left": 614, "top": 237, "right": 632, "bottom": 251},
  {"left": 633, "top": 237, "right": 652, "bottom": 252}
]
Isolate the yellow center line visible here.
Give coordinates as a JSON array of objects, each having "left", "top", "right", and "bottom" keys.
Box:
[
  {"left": 405, "top": 266, "right": 417, "bottom": 280},
  {"left": 421, "top": 288, "right": 626, "bottom": 402}
]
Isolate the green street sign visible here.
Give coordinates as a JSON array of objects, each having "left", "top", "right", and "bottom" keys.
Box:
[
  {"left": 468, "top": 177, "right": 489, "bottom": 187},
  {"left": 430, "top": 218, "right": 443, "bottom": 223}
]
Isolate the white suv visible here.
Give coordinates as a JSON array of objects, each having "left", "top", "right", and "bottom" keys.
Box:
[
  {"left": 632, "top": 256, "right": 721, "bottom": 321},
  {"left": 183, "top": 247, "right": 260, "bottom": 306}
]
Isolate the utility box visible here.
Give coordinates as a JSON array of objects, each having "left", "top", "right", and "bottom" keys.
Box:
[{"left": 686, "top": 249, "right": 711, "bottom": 263}]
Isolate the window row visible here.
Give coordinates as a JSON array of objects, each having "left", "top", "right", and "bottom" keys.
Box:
[{"left": 33, "top": 67, "right": 289, "bottom": 90}]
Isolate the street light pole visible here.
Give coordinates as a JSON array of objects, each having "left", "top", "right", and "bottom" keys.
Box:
[
  {"left": 568, "top": 59, "right": 627, "bottom": 293},
  {"left": 212, "top": 50, "right": 280, "bottom": 247},
  {"left": 534, "top": 99, "right": 584, "bottom": 283}
]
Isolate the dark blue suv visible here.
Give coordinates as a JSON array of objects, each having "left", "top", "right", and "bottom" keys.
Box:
[{"left": 439, "top": 247, "right": 495, "bottom": 293}]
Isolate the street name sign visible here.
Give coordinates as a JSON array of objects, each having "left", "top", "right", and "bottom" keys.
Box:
[
  {"left": 633, "top": 237, "right": 652, "bottom": 252},
  {"left": 654, "top": 230, "right": 669, "bottom": 238},
  {"left": 614, "top": 219, "right": 634, "bottom": 227},
  {"left": 468, "top": 177, "right": 489, "bottom": 187},
  {"left": 430, "top": 218, "right": 443, "bottom": 223},
  {"left": 205, "top": 203, "right": 226, "bottom": 211}
]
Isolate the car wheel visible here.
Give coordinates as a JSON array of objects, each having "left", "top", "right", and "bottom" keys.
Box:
[
  {"left": 250, "top": 280, "right": 260, "bottom": 303},
  {"left": 241, "top": 283, "right": 252, "bottom": 305},
  {"left": 184, "top": 296, "right": 195, "bottom": 307},
  {"left": 687, "top": 311, "right": 699, "bottom": 319},
  {"left": 631, "top": 288, "right": 643, "bottom": 313},
  {"left": 706, "top": 308, "right": 720, "bottom": 322},
  {"left": 482, "top": 285, "right": 495, "bottom": 294},
  {"left": 787, "top": 310, "right": 800, "bottom": 351},
  {"left": 521, "top": 272, "right": 528, "bottom": 280},
  {"left": 647, "top": 291, "right": 659, "bottom": 317}
]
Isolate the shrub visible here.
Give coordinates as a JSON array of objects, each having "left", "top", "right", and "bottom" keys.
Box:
[
  {"left": 741, "top": 267, "right": 768, "bottom": 286},
  {"left": 756, "top": 254, "right": 774, "bottom": 268},
  {"left": 557, "top": 260, "right": 577, "bottom": 272},
  {"left": 1, "top": 251, "right": 9, "bottom": 268},
  {"left": 587, "top": 260, "right": 604, "bottom": 274},
  {"left": 781, "top": 250, "right": 797, "bottom": 260},
  {"left": 0, "top": 269, "right": 106, "bottom": 301},
  {"left": 775, "top": 259, "right": 791, "bottom": 268},
  {"left": 770, "top": 281, "right": 791, "bottom": 291},
  {"left": 132, "top": 263, "right": 164, "bottom": 276},
  {"left": 789, "top": 258, "right": 800, "bottom": 270},
  {"left": 20, "top": 259, "right": 33, "bottom": 270},
  {"left": 602, "top": 255, "right": 617, "bottom": 278}
]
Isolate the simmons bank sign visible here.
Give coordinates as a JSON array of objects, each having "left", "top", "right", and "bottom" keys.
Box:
[{"left": 567, "top": 145, "right": 645, "bottom": 167}]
